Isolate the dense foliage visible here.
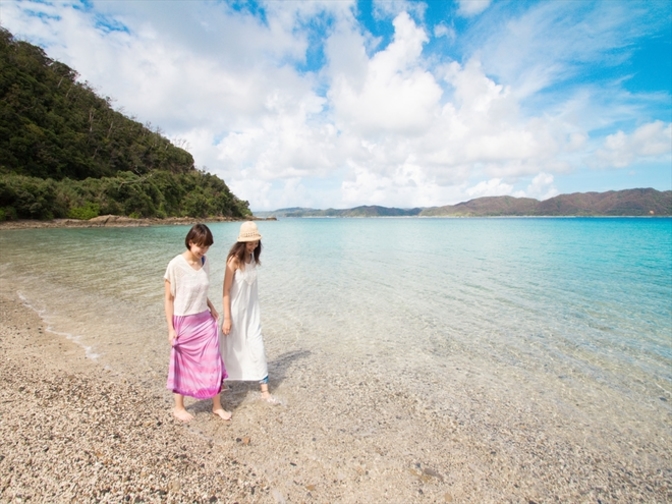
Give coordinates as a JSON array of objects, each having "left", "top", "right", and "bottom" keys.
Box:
[{"left": 0, "top": 28, "right": 250, "bottom": 220}]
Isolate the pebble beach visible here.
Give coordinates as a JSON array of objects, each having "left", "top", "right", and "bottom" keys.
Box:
[
  {"left": 1, "top": 285, "right": 670, "bottom": 503},
  {"left": 0, "top": 291, "right": 267, "bottom": 503}
]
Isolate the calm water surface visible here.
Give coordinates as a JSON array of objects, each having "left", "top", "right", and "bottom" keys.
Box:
[{"left": 1, "top": 217, "right": 670, "bottom": 444}]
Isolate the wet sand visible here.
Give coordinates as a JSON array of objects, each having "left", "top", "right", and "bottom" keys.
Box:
[{"left": 1, "top": 286, "right": 670, "bottom": 503}]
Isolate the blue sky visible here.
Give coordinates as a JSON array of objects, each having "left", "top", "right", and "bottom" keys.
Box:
[{"left": 2, "top": 0, "right": 671, "bottom": 210}]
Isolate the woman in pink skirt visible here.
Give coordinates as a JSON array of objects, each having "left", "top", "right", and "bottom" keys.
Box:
[{"left": 164, "top": 224, "right": 231, "bottom": 422}]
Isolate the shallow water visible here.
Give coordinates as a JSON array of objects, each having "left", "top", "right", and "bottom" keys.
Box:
[{"left": 1, "top": 218, "right": 671, "bottom": 467}]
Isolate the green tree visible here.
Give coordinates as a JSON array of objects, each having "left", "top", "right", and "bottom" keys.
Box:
[{"left": 0, "top": 28, "right": 251, "bottom": 220}]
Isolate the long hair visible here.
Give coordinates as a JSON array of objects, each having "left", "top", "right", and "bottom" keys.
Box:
[{"left": 227, "top": 240, "right": 262, "bottom": 268}]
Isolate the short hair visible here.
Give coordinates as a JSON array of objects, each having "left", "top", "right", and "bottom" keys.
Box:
[{"left": 185, "top": 223, "right": 214, "bottom": 249}]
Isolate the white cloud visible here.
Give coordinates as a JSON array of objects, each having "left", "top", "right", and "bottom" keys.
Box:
[
  {"left": 466, "top": 178, "right": 514, "bottom": 198},
  {"left": 414, "top": 58, "right": 571, "bottom": 176},
  {"left": 434, "top": 22, "right": 456, "bottom": 42},
  {"left": 465, "top": 172, "right": 558, "bottom": 201},
  {"left": 525, "top": 173, "right": 559, "bottom": 200},
  {"left": 471, "top": 1, "right": 668, "bottom": 102},
  {"left": 328, "top": 12, "right": 442, "bottom": 136},
  {"left": 341, "top": 162, "right": 468, "bottom": 208},
  {"left": 372, "top": 0, "right": 426, "bottom": 21},
  {"left": 237, "top": 177, "right": 312, "bottom": 212},
  {"left": 594, "top": 121, "right": 672, "bottom": 168},
  {"left": 226, "top": 177, "right": 273, "bottom": 211},
  {"left": 457, "top": 0, "right": 491, "bottom": 18},
  {"left": 462, "top": 171, "right": 559, "bottom": 202}
]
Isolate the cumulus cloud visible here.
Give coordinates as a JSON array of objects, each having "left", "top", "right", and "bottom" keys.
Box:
[
  {"left": 341, "top": 162, "right": 469, "bottom": 208},
  {"left": 328, "top": 12, "right": 442, "bottom": 136},
  {"left": 434, "top": 22, "right": 456, "bottom": 42},
  {"left": 323, "top": 14, "right": 575, "bottom": 202},
  {"left": 466, "top": 178, "right": 514, "bottom": 198},
  {"left": 594, "top": 121, "right": 672, "bottom": 168},
  {"left": 465, "top": 173, "right": 558, "bottom": 201},
  {"left": 525, "top": 173, "right": 559, "bottom": 200}
]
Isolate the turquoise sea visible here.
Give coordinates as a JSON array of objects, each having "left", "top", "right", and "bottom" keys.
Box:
[{"left": 1, "top": 217, "right": 671, "bottom": 490}]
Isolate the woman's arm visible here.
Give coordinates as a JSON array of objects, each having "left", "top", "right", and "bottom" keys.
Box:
[
  {"left": 221, "top": 257, "right": 236, "bottom": 335},
  {"left": 207, "top": 298, "right": 219, "bottom": 321},
  {"left": 164, "top": 279, "right": 177, "bottom": 344}
]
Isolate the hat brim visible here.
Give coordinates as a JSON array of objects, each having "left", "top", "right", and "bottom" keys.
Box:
[{"left": 238, "top": 234, "right": 262, "bottom": 242}]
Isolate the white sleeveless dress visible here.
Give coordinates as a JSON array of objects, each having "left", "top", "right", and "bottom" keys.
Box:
[{"left": 221, "top": 259, "right": 268, "bottom": 381}]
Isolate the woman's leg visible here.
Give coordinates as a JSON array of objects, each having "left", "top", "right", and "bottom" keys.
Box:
[
  {"left": 173, "top": 393, "right": 194, "bottom": 422},
  {"left": 259, "top": 376, "right": 276, "bottom": 402},
  {"left": 212, "top": 393, "right": 232, "bottom": 420}
]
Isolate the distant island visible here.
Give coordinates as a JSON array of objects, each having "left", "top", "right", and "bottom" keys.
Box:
[{"left": 255, "top": 188, "right": 672, "bottom": 218}]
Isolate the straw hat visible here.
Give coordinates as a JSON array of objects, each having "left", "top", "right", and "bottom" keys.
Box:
[{"left": 238, "top": 221, "right": 262, "bottom": 242}]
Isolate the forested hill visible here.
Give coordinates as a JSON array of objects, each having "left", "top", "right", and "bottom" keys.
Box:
[{"left": 0, "top": 28, "right": 250, "bottom": 220}]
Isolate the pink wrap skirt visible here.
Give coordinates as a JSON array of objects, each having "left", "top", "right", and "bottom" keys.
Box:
[{"left": 166, "top": 310, "right": 227, "bottom": 399}]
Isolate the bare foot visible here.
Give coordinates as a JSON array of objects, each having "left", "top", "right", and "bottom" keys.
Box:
[
  {"left": 261, "top": 392, "right": 279, "bottom": 404},
  {"left": 213, "top": 408, "right": 232, "bottom": 421},
  {"left": 173, "top": 408, "right": 194, "bottom": 422}
]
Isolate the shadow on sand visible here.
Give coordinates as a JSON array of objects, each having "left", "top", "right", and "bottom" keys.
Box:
[{"left": 190, "top": 349, "right": 311, "bottom": 413}]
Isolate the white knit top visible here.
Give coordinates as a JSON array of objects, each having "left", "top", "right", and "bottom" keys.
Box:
[{"left": 164, "top": 254, "right": 211, "bottom": 316}]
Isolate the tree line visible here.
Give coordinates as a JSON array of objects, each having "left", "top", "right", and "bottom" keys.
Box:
[{"left": 0, "top": 28, "right": 250, "bottom": 220}]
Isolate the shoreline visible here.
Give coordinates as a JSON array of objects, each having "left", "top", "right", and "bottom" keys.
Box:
[
  {"left": 1, "top": 214, "right": 668, "bottom": 231},
  {"left": 0, "top": 214, "right": 276, "bottom": 231}
]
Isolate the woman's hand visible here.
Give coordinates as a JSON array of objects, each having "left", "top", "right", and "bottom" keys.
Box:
[
  {"left": 222, "top": 318, "right": 231, "bottom": 335},
  {"left": 164, "top": 280, "right": 177, "bottom": 346},
  {"left": 206, "top": 299, "right": 219, "bottom": 322}
]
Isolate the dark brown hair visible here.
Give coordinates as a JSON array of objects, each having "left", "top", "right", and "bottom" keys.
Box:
[
  {"left": 227, "top": 240, "right": 262, "bottom": 268},
  {"left": 185, "top": 223, "right": 214, "bottom": 249}
]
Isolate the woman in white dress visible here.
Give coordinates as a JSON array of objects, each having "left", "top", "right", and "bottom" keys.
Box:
[{"left": 221, "top": 221, "right": 275, "bottom": 402}]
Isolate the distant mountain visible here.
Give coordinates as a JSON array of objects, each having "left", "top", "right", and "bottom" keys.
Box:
[
  {"left": 425, "top": 189, "right": 671, "bottom": 216},
  {"left": 345, "top": 205, "right": 423, "bottom": 217},
  {"left": 421, "top": 195, "right": 539, "bottom": 216},
  {"left": 255, "top": 205, "right": 423, "bottom": 218},
  {"left": 259, "top": 189, "right": 671, "bottom": 218},
  {"left": 253, "top": 207, "right": 317, "bottom": 218}
]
